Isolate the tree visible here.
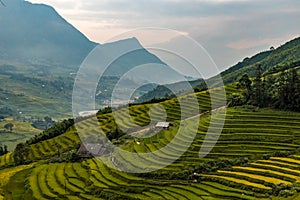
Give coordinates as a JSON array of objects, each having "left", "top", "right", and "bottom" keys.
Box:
[
  {"left": 284, "top": 69, "right": 300, "bottom": 111},
  {"left": 252, "top": 64, "right": 264, "bottom": 107},
  {"left": 228, "top": 93, "right": 243, "bottom": 107},
  {"left": 107, "top": 127, "right": 124, "bottom": 141},
  {"left": 4, "top": 144, "right": 8, "bottom": 154},
  {"left": 276, "top": 71, "right": 288, "bottom": 109},
  {"left": 13, "top": 143, "right": 30, "bottom": 165},
  {"left": 44, "top": 116, "right": 54, "bottom": 129},
  {"left": 44, "top": 116, "right": 52, "bottom": 123},
  {"left": 0, "top": 145, "right": 8, "bottom": 156},
  {"left": 264, "top": 75, "right": 276, "bottom": 107},
  {"left": 274, "top": 69, "right": 300, "bottom": 111},
  {"left": 237, "top": 73, "right": 252, "bottom": 103},
  {"left": 4, "top": 123, "right": 14, "bottom": 132}
]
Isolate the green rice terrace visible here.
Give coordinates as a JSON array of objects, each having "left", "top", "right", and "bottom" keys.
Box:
[
  {"left": 1, "top": 83, "right": 300, "bottom": 200},
  {"left": 0, "top": 86, "right": 300, "bottom": 199},
  {"left": 1, "top": 1, "right": 300, "bottom": 199}
]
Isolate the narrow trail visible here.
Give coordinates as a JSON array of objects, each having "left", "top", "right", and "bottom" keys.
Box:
[{"left": 129, "top": 106, "right": 227, "bottom": 136}]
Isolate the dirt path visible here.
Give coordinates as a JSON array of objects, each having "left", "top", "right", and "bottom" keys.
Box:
[{"left": 129, "top": 106, "right": 227, "bottom": 136}]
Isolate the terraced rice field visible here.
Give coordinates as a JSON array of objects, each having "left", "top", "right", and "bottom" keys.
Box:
[
  {"left": 2, "top": 84, "right": 300, "bottom": 199},
  {"left": 201, "top": 155, "right": 300, "bottom": 196},
  {"left": 6, "top": 158, "right": 256, "bottom": 200},
  {"left": 0, "top": 129, "right": 81, "bottom": 168},
  {"left": 4, "top": 108, "right": 300, "bottom": 198},
  {"left": 116, "top": 107, "right": 300, "bottom": 172}
]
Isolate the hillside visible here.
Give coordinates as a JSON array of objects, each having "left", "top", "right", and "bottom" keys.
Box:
[
  {"left": 217, "top": 36, "right": 300, "bottom": 85},
  {"left": 1, "top": 33, "right": 300, "bottom": 199},
  {"left": 1, "top": 80, "right": 300, "bottom": 199},
  {"left": 139, "top": 36, "right": 300, "bottom": 101}
]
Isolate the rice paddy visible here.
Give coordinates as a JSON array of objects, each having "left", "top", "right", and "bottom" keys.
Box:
[{"left": 2, "top": 85, "right": 300, "bottom": 199}]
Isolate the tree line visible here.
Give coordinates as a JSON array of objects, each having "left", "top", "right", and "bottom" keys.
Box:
[
  {"left": 25, "top": 118, "right": 74, "bottom": 145},
  {"left": 229, "top": 65, "right": 300, "bottom": 111},
  {"left": 0, "top": 144, "right": 8, "bottom": 156},
  {"left": 12, "top": 119, "right": 74, "bottom": 165}
]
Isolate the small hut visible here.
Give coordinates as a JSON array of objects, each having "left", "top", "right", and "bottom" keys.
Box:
[
  {"left": 77, "top": 143, "right": 108, "bottom": 158},
  {"left": 155, "top": 122, "right": 171, "bottom": 130}
]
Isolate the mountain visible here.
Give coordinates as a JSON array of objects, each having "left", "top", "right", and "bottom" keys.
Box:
[
  {"left": 135, "top": 79, "right": 203, "bottom": 103},
  {"left": 82, "top": 37, "right": 187, "bottom": 84},
  {"left": 0, "top": 0, "right": 185, "bottom": 78},
  {"left": 0, "top": 0, "right": 185, "bottom": 118},
  {"left": 0, "top": 0, "right": 97, "bottom": 66}
]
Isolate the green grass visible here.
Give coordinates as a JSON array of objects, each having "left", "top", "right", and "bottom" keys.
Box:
[
  {"left": 0, "top": 119, "right": 40, "bottom": 151},
  {"left": 2, "top": 84, "right": 300, "bottom": 199}
]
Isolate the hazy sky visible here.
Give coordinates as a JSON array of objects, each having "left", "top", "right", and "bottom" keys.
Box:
[{"left": 28, "top": 0, "right": 300, "bottom": 71}]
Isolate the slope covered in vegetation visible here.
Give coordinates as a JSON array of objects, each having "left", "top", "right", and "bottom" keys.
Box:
[
  {"left": 1, "top": 37, "right": 300, "bottom": 199},
  {"left": 1, "top": 85, "right": 300, "bottom": 199}
]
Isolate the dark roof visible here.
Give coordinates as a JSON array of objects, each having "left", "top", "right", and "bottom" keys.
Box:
[{"left": 77, "top": 143, "right": 108, "bottom": 157}]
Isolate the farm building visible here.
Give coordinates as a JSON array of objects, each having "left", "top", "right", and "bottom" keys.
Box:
[
  {"left": 77, "top": 143, "right": 108, "bottom": 158},
  {"left": 155, "top": 122, "right": 171, "bottom": 129}
]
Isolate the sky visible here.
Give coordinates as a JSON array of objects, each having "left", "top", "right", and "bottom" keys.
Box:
[{"left": 28, "top": 0, "right": 300, "bottom": 72}]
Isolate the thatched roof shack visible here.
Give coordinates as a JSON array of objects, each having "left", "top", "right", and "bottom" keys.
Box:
[{"left": 77, "top": 143, "right": 108, "bottom": 158}]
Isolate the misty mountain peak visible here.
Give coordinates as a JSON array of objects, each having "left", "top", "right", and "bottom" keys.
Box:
[
  {"left": 0, "top": 0, "right": 96, "bottom": 66},
  {"left": 103, "top": 37, "right": 142, "bottom": 49}
]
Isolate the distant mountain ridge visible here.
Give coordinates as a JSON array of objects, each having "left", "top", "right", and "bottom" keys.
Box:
[
  {"left": 0, "top": 0, "right": 185, "bottom": 118},
  {"left": 0, "top": 0, "right": 183, "bottom": 79}
]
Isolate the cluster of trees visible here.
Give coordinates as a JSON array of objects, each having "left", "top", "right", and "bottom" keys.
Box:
[
  {"left": 265, "top": 59, "right": 300, "bottom": 76},
  {"left": 32, "top": 116, "right": 56, "bottom": 130},
  {"left": 221, "top": 37, "right": 300, "bottom": 86},
  {"left": 106, "top": 127, "right": 125, "bottom": 141},
  {"left": 0, "top": 145, "right": 8, "bottom": 156},
  {"left": 96, "top": 107, "right": 112, "bottom": 115},
  {"left": 229, "top": 65, "right": 300, "bottom": 111},
  {"left": 26, "top": 119, "right": 74, "bottom": 145},
  {"left": 13, "top": 143, "right": 30, "bottom": 165},
  {"left": 3, "top": 123, "right": 14, "bottom": 132}
]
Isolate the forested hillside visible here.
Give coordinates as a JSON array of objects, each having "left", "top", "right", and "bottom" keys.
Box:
[
  {"left": 140, "top": 36, "right": 300, "bottom": 102},
  {"left": 220, "top": 37, "right": 300, "bottom": 84}
]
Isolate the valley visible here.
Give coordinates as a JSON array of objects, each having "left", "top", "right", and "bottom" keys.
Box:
[{"left": 1, "top": 0, "right": 300, "bottom": 199}]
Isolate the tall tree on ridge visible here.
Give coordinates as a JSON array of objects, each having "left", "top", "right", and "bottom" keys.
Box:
[
  {"left": 286, "top": 68, "right": 300, "bottom": 111},
  {"left": 252, "top": 64, "right": 264, "bottom": 107},
  {"left": 238, "top": 73, "right": 252, "bottom": 103}
]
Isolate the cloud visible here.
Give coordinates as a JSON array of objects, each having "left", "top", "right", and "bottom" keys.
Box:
[
  {"left": 227, "top": 34, "right": 300, "bottom": 50},
  {"left": 28, "top": 0, "right": 300, "bottom": 71}
]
